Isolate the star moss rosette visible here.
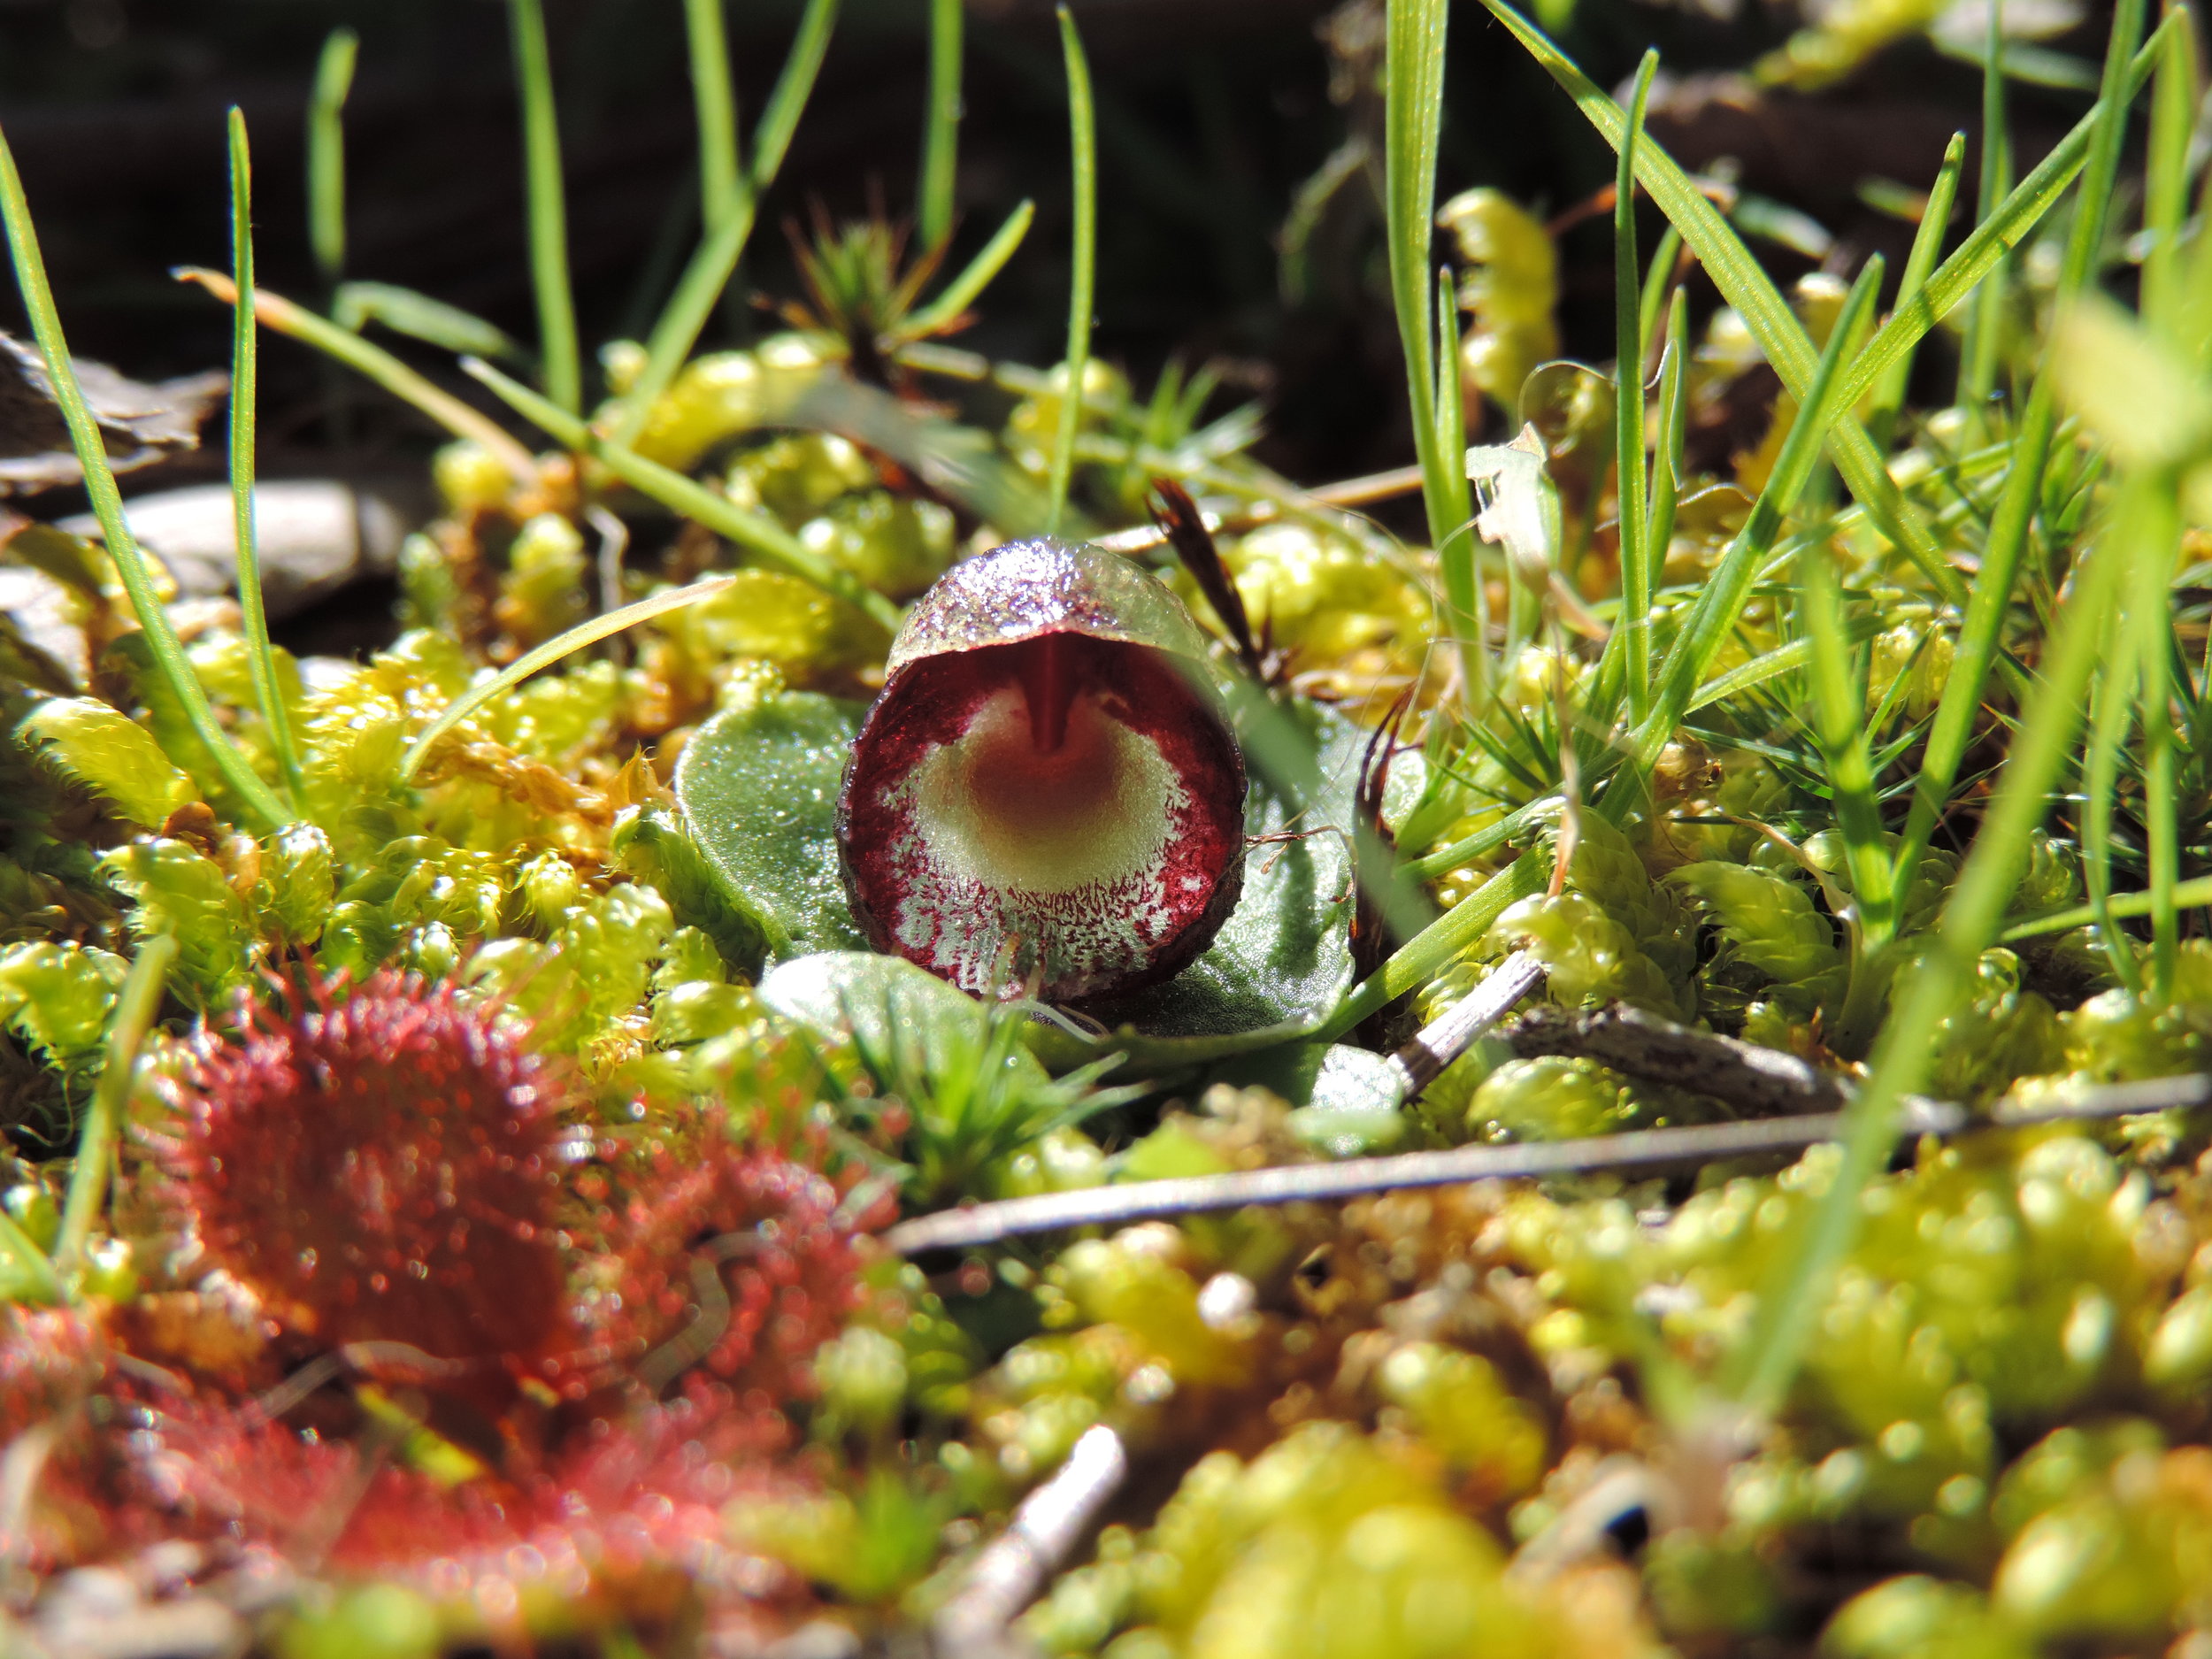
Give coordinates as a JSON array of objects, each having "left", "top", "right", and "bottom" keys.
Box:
[{"left": 838, "top": 537, "right": 1246, "bottom": 1002}]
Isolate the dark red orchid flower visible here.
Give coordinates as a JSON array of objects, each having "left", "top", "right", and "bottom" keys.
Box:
[{"left": 837, "top": 537, "right": 1246, "bottom": 1002}]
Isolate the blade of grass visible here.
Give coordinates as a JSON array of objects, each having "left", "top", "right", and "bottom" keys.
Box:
[
  {"left": 684, "top": 0, "right": 744, "bottom": 234},
  {"left": 2001, "top": 872, "right": 2212, "bottom": 941},
  {"left": 398, "top": 575, "right": 738, "bottom": 780},
  {"left": 1386, "top": 0, "right": 1475, "bottom": 603},
  {"left": 1637, "top": 221, "right": 1683, "bottom": 373},
  {"left": 1959, "top": 0, "right": 2013, "bottom": 417},
  {"left": 1846, "top": 11, "right": 2178, "bottom": 417},
  {"left": 54, "top": 935, "right": 175, "bottom": 1286},
  {"left": 1617, "top": 50, "right": 1658, "bottom": 729},
  {"left": 1476, "top": 0, "right": 1961, "bottom": 608},
  {"left": 508, "top": 0, "right": 580, "bottom": 415},
  {"left": 177, "top": 269, "right": 538, "bottom": 484},
  {"left": 1435, "top": 264, "right": 1486, "bottom": 699},
  {"left": 2081, "top": 614, "right": 2147, "bottom": 993},
  {"left": 1890, "top": 0, "right": 2147, "bottom": 909},
  {"left": 1626, "top": 259, "right": 1884, "bottom": 785},
  {"left": 1868, "top": 131, "right": 1964, "bottom": 447},
  {"left": 0, "top": 160, "right": 291, "bottom": 833},
  {"left": 463, "top": 356, "right": 902, "bottom": 632},
  {"left": 1729, "top": 477, "right": 2135, "bottom": 1424},
  {"left": 1644, "top": 289, "right": 1688, "bottom": 593},
  {"left": 1319, "top": 852, "right": 1548, "bottom": 1042},
  {"left": 920, "top": 0, "right": 964, "bottom": 250},
  {"left": 609, "top": 0, "right": 839, "bottom": 449},
  {"left": 333, "top": 280, "right": 530, "bottom": 364},
  {"left": 307, "top": 27, "right": 357, "bottom": 286},
  {"left": 226, "top": 111, "right": 304, "bottom": 809},
  {"left": 1045, "top": 5, "right": 1097, "bottom": 537},
  {"left": 900, "top": 199, "right": 1034, "bottom": 341}
]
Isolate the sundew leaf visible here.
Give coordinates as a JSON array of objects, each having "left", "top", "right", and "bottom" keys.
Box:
[{"left": 674, "top": 689, "right": 871, "bottom": 960}]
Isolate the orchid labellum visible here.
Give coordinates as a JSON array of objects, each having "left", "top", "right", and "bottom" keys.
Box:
[{"left": 838, "top": 538, "right": 1246, "bottom": 1002}]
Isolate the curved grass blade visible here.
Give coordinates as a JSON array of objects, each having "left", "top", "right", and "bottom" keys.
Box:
[
  {"left": 1474, "top": 0, "right": 1962, "bottom": 608},
  {"left": 899, "top": 199, "right": 1035, "bottom": 342},
  {"left": 2001, "top": 873, "right": 2212, "bottom": 942},
  {"left": 685, "top": 0, "right": 744, "bottom": 233},
  {"left": 920, "top": 0, "right": 964, "bottom": 250},
  {"left": 610, "top": 0, "right": 839, "bottom": 448},
  {"left": 55, "top": 935, "right": 175, "bottom": 1286},
  {"left": 227, "top": 111, "right": 305, "bottom": 808},
  {"left": 308, "top": 27, "right": 357, "bottom": 285},
  {"left": 1046, "top": 6, "right": 1097, "bottom": 537},
  {"left": 463, "top": 356, "right": 902, "bottom": 632},
  {"left": 507, "top": 0, "right": 580, "bottom": 415},
  {"left": 1867, "top": 131, "right": 1964, "bottom": 446},
  {"left": 0, "top": 155, "right": 293, "bottom": 833},
  {"left": 178, "top": 268, "right": 538, "bottom": 484},
  {"left": 398, "top": 574, "right": 737, "bottom": 781},
  {"left": 1616, "top": 50, "right": 1658, "bottom": 727},
  {"left": 333, "top": 280, "right": 529, "bottom": 364}
]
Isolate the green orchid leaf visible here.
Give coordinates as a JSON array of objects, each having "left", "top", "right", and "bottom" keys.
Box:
[{"left": 674, "top": 689, "right": 872, "bottom": 960}]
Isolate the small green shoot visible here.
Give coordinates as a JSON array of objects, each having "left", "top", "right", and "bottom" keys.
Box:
[
  {"left": 920, "top": 0, "right": 964, "bottom": 251},
  {"left": 1045, "top": 4, "right": 1097, "bottom": 537},
  {"left": 307, "top": 27, "right": 357, "bottom": 286},
  {"left": 0, "top": 140, "right": 294, "bottom": 833},
  {"left": 226, "top": 110, "right": 306, "bottom": 809},
  {"left": 1615, "top": 50, "right": 1658, "bottom": 729},
  {"left": 508, "top": 0, "right": 581, "bottom": 413},
  {"left": 54, "top": 935, "right": 174, "bottom": 1286}
]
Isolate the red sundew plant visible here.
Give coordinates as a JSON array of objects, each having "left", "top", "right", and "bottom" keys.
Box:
[{"left": 147, "top": 972, "right": 575, "bottom": 1386}]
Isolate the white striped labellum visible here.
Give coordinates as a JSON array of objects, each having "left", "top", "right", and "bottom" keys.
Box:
[{"left": 837, "top": 537, "right": 1246, "bottom": 1002}]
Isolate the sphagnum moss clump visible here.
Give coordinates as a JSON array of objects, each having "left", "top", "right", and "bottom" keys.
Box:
[{"left": 6, "top": 0, "right": 2212, "bottom": 1650}]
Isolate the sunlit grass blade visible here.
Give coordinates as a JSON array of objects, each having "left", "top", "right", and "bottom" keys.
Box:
[
  {"left": 1890, "top": 0, "right": 2146, "bottom": 906},
  {"left": 611, "top": 0, "right": 839, "bottom": 448},
  {"left": 508, "top": 0, "right": 580, "bottom": 414},
  {"left": 685, "top": 0, "right": 744, "bottom": 233},
  {"left": 307, "top": 27, "right": 357, "bottom": 286},
  {"left": 463, "top": 356, "right": 902, "bottom": 632},
  {"left": 226, "top": 111, "right": 303, "bottom": 809},
  {"left": 178, "top": 268, "right": 538, "bottom": 484},
  {"left": 1616, "top": 50, "right": 1658, "bottom": 728},
  {"left": 1637, "top": 221, "right": 1682, "bottom": 370},
  {"left": 1045, "top": 5, "right": 1097, "bottom": 537},
  {"left": 1476, "top": 0, "right": 1961, "bottom": 607},
  {"left": 1435, "top": 265, "right": 1486, "bottom": 700},
  {"left": 2082, "top": 617, "right": 2146, "bottom": 992},
  {"left": 398, "top": 575, "right": 737, "bottom": 781},
  {"left": 54, "top": 934, "right": 174, "bottom": 1286},
  {"left": 1386, "top": 0, "right": 1473, "bottom": 575},
  {"left": 1318, "top": 855, "right": 1548, "bottom": 1042},
  {"left": 0, "top": 154, "right": 291, "bottom": 833},
  {"left": 1626, "top": 259, "right": 1884, "bottom": 785},
  {"left": 1867, "top": 131, "right": 1963, "bottom": 446},
  {"left": 1644, "top": 288, "right": 1688, "bottom": 591},
  {"left": 1844, "top": 12, "right": 2177, "bottom": 418},
  {"left": 332, "top": 280, "right": 530, "bottom": 364},
  {"left": 1959, "top": 0, "right": 2013, "bottom": 416},
  {"left": 919, "top": 0, "right": 964, "bottom": 250},
  {"left": 2001, "top": 873, "right": 2212, "bottom": 941},
  {"left": 1729, "top": 470, "right": 2134, "bottom": 1424},
  {"left": 2141, "top": 1, "right": 2199, "bottom": 334},
  {"left": 899, "top": 199, "right": 1034, "bottom": 341}
]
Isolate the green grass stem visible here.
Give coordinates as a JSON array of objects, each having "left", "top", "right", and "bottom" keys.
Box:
[
  {"left": 1478, "top": 0, "right": 1962, "bottom": 608},
  {"left": 0, "top": 150, "right": 293, "bottom": 833},
  {"left": 1616, "top": 50, "right": 1658, "bottom": 729},
  {"left": 920, "top": 0, "right": 964, "bottom": 250},
  {"left": 1890, "top": 0, "right": 2147, "bottom": 910},
  {"left": 464, "top": 356, "right": 902, "bottom": 632},
  {"left": 1319, "top": 855, "right": 1547, "bottom": 1042},
  {"left": 2082, "top": 614, "right": 2147, "bottom": 993},
  {"left": 178, "top": 269, "right": 538, "bottom": 484},
  {"left": 508, "top": 0, "right": 581, "bottom": 414},
  {"left": 55, "top": 935, "right": 175, "bottom": 1284},
  {"left": 611, "top": 0, "right": 839, "bottom": 449},
  {"left": 1868, "top": 131, "right": 1964, "bottom": 447},
  {"left": 2001, "top": 872, "right": 2212, "bottom": 941},
  {"left": 1626, "top": 259, "right": 1884, "bottom": 785},
  {"left": 1045, "top": 5, "right": 1097, "bottom": 537},
  {"left": 307, "top": 27, "right": 357, "bottom": 285},
  {"left": 901, "top": 199, "right": 1035, "bottom": 340},
  {"left": 1730, "top": 473, "right": 2135, "bottom": 1422},
  {"left": 1637, "top": 222, "right": 1682, "bottom": 373},
  {"left": 1644, "top": 289, "right": 1688, "bottom": 596},
  {"left": 226, "top": 111, "right": 304, "bottom": 809},
  {"left": 1959, "top": 0, "right": 2013, "bottom": 415},
  {"left": 684, "top": 0, "right": 745, "bottom": 234},
  {"left": 1386, "top": 0, "right": 1475, "bottom": 603},
  {"left": 399, "top": 574, "right": 738, "bottom": 781}
]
